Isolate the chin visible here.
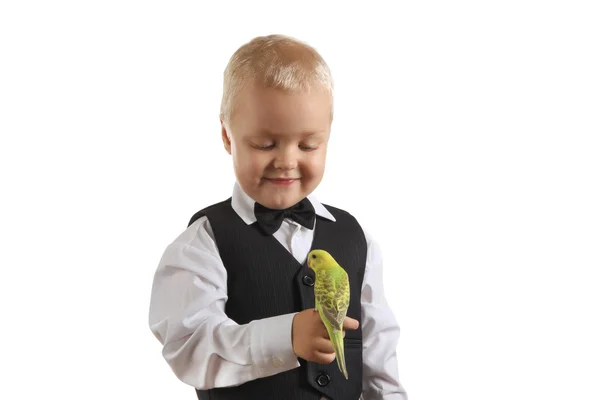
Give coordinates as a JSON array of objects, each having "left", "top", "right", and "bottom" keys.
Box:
[
  {"left": 265, "top": 192, "right": 302, "bottom": 209},
  {"left": 266, "top": 196, "right": 298, "bottom": 209}
]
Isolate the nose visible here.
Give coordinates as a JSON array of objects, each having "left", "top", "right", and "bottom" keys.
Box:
[{"left": 273, "top": 146, "right": 298, "bottom": 170}]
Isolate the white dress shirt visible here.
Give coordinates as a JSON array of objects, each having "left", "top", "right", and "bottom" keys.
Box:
[{"left": 148, "top": 183, "right": 407, "bottom": 400}]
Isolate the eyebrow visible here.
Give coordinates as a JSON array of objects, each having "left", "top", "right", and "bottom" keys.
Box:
[{"left": 254, "top": 130, "right": 325, "bottom": 137}]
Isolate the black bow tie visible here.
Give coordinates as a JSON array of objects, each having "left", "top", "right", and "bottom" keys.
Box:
[{"left": 254, "top": 198, "right": 316, "bottom": 235}]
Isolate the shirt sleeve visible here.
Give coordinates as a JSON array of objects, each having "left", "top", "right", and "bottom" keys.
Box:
[
  {"left": 361, "top": 229, "right": 408, "bottom": 400},
  {"left": 148, "top": 216, "right": 300, "bottom": 390}
]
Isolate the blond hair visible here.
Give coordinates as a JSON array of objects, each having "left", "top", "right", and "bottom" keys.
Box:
[{"left": 220, "top": 34, "right": 334, "bottom": 123}]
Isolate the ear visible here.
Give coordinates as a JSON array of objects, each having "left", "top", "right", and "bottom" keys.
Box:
[{"left": 221, "top": 119, "right": 232, "bottom": 155}]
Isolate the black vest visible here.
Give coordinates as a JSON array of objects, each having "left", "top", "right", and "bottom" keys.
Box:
[{"left": 187, "top": 198, "right": 367, "bottom": 400}]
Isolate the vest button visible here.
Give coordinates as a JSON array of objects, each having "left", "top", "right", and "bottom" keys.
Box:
[
  {"left": 316, "top": 373, "right": 330, "bottom": 387},
  {"left": 302, "top": 275, "right": 314, "bottom": 286}
]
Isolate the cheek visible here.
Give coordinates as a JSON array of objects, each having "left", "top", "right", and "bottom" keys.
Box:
[
  {"left": 235, "top": 149, "right": 270, "bottom": 175},
  {"left": 301, "top": 153, "right": 326, "bottom": 178}
]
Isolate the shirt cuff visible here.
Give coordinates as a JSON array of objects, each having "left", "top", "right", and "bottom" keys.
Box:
[{"left": 249, "top": 313, "right": 301, "bottom": 375}]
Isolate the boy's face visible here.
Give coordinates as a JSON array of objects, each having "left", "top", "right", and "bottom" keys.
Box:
[{"left": 222, "top": 83, "right": 332, "bottom": 210}]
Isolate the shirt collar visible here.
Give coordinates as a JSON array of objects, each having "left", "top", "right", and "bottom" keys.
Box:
[{"left": 231, "top": 181, "right": 336, "bottom": 225}]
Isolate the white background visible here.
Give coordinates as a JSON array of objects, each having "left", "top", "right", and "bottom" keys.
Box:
[{"left": 1, "top": 1, "right": 599, "bottom": 399}]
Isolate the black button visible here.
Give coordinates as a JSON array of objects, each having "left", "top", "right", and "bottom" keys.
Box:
[
  {"left": 302, "top": 275, "right": 314, "bottom": 286},
  {"left": 316, "top": 373, "right": 330, "bottom": 387}
]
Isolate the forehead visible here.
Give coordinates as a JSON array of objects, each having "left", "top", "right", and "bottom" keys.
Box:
[{"left": 231, "top": 83, "right": 332, "bottom": 136}]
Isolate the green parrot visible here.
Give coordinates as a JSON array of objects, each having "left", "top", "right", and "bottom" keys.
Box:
[{"left": 307, "top": 249, "right": 350, "bottom": 379}]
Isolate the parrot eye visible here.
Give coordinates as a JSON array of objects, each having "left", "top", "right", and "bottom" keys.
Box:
[{"left": 311, "top": 254, "right": 316, "bottom": 259}]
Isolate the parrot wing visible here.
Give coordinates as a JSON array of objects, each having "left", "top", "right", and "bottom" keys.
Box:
[{"left": 315, "top": 268, "right": 350, "bottom": 331}]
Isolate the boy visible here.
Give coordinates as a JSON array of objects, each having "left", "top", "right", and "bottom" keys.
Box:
[{"left": 148, "top": 34, "right": 407, "bottom": 400}]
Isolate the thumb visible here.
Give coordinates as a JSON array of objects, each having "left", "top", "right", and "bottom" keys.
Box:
[{"left": 343, "top": 317, "right": 359, "bottom": 331}]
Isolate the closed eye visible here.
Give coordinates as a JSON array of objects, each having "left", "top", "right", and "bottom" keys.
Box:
[
  {"left": 299, "top": 145, "right": 318, "bottom": 151},
  {"left": 253, "top": 143, "right": 275, "bottom": 150}
]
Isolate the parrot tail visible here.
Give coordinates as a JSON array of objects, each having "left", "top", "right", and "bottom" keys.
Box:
[{"left": 331, "top": 329, "right": 348, "bottom": 379}]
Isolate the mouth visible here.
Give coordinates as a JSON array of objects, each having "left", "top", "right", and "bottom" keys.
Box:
[{"left": 264, "top": 177, "right": 299, "bottom": 187}]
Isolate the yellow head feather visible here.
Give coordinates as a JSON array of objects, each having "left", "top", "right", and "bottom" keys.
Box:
[{"left": 307, "top": 249, "right": 337, "bottom": 271}]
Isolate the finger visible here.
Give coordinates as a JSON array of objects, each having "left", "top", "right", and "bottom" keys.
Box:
[
  {"left": 314, "top": 337, "right": 335, "bottom": 354},
  {"left": 316, "top": 323, "right": 329, "bottom": 339},
  {"left": 343, "top": 317, "right": 359, "bottom": 330},
  {"left": 313, "top": 351, "right": 336, "bottom": 364}
]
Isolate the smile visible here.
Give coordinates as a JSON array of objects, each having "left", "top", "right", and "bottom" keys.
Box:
[{"left": 264, "top": 178, "right": 299, "bottom": 187}]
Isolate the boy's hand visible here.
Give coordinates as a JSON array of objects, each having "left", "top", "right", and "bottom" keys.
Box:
[{"left": 291, "top": 309, "right": 359, "bottom": 364}]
